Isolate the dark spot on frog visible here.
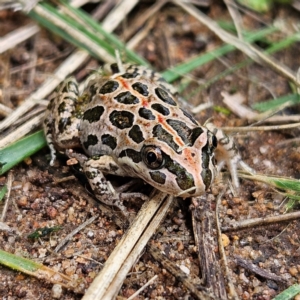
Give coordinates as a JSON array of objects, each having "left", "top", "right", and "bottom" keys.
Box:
[
  {"left": 110, "top": 63, "right": 119, "bottom": 74},
  {"left": 149, "top": 171, "right": 166, "bottom": 184},
  {"left": 85, "top": 171, "right": 96, "bottom": 180},
  {"left": 155, "top": 87, "right": 177, "bottom": 106},
  {"left": 138, "top": 107, "right": 155, "bottom": 120},
  {"left": 109, "top": 163, "right": 119, "bottom": 172},
  {"left": 163, "top": 153, "right": 195, "bottom": 192},
  {"left": 58, "top": 117, "right": 71, "bottom": 133},
  {"left": 132, "top": 82, "right": 149, "bottom": 96},
  {"left": 151, "top": 103, "right": 170, "bottom": 116},
  {"left": 100, "top": 80, "right": 119, "bottom": 94},
  {"left": 200, "top": 141, "right": 214, "bottom": 189},
  {"left": 119, "top": 148, "right": 142, "bottom": 163},
  {"left": 121, "top": 71, "right": 139, "bottom": 78},
  {"left": 109, "top": 110, "right": 134, "bottom": 129},
  {"left": 101, "top": 134, "right": 117, "bottom": 150},
  {"left": 180, "top": 108, "right": 198, "bottom": 125},
  {"left": 152, "top": 124, "right": 179, "bottom": 153},
  {"left": 166, "top": 119, "right": 191, "bottom": 145},
  {"left": 61, "top": 81, "right": 78, "bottom": 95},
  {"left": 58, "top": 101, "right": 66, "bottom": 114},
  {"left": 83, "top": 134, "right": 99, "bottom": 150},
  {"left": 83, "top": 106, "right": 104, "bottom": 123},
  {"left": 114, "top": 91, "right": 139, "bottom": 105},
  {"left": 129, "top": 125, "right": 144, "bottom": 144},
  {"left": 190, "top": 127, "right": 204, "bottom": 146}
]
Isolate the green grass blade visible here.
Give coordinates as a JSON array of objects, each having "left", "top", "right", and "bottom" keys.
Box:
[
  {"left": 240, "top": 173, "right": 300, "bottom": 194},
  {"left": 0, "top": 250, "right": 43, "bottom": 274},
  {"left": 0, "top": 131, "right": 47, "bottom": 175},
  {"left": 28, "top": 2, "right": 148, "bottom": 65},
  {"left": 252, "top": 94, "right": 300, "bottom": 112},
  {"left": 60, "top": 0, "right": 149, "bottom": 66},
  {"left": 28, "top": 4, "right": 116, "bottom": 60},
  {"left": 0, "top": 249, "right": 82, "bottom": 291},
  {"left": 162, "top": 26, "right": 278, "bottom": 83},
  {"left": 0, "top": 185, "right": 7, "bottom": 201},
  {"left": 0, "top": 249, "right": 43, "bottom": 272},
  {"left": 273, "top": 284, "right": 300, "bottom": 300}
]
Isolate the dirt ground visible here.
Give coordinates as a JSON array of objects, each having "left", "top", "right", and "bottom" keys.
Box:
[{"left": 0, "top": 1, "right": 300, "bottom": 299}]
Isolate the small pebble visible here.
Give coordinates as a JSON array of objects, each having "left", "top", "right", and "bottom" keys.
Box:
[
  {"left": 289, "top": 266, "right": 298, "bottom": 276},
  {"left": 221, "top": 234, "right": 230, "bottom": 247},
  {"left": 180, "top": 264, "right": 190, "bottom": 275},
  {"left": 52, "top": 284, "right": 62, "bottom": 299}
]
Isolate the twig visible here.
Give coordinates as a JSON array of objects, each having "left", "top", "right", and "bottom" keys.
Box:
[
  {"left": 215, "top": 188, "right": 239, "bottom": 300},
  {"left": 223, "top": 0, "right": 243, "bottom": 40},
  {"left": 54, "top": 215, "right": 98, "bottom": 252},
  {"left": 0, "top": 171, "right": 13, "bottom": 222},
  {"left": 222, "top": 210, "right": 300, "bottom": 232},
  {"left": 0, "top": 103, "right": 13, "bottom": 117},
  {"left": 234, "top": 256, "right": 286, "bottom": 282},
  {"left": 148, "top": 245, "right": 215, "bottom": 300},
  {"left": 191, "top": 195, "right": 227, "bottom": 299},
  {"left": 127, "top": 275, "right": 158, "bottom": 300},
  {"left": 101, "top": 0, "right": 139, "bottom": 32}
]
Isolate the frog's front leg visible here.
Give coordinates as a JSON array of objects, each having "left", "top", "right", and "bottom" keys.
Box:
[
  {"left": 67, "top": 151, "right": 148, "bottom": 216},
  {"left": 43, "top": 78, "right": 81, "bottom": 165},
  {"left": 205, "top": 123, "right": 241, "bottom": 189}
]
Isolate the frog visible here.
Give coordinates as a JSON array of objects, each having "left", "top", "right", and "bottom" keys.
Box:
[{"left": 43, "top": 63, "right": 240, "bottom": 215}]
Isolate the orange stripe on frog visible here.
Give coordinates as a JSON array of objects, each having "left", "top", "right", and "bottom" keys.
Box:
[
  {"left": 117, "top": 77, "right": 129, "bottom": 90},
  {"left": 157, "top": 115, "right": 185, "bottom": 147},
  {"left": 141, "top": 98, "right": 149, "bottom": 107}
]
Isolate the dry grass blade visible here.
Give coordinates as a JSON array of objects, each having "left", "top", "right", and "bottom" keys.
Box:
[
  {"left": 33, "top": 4, "right": 115, "bottom": 63},
  {"left": 0, "top": 0, "right": 140, "bottom": 136},
  {"left": 0, "top": 113, "right": 43, "bottom": 148},
  {"left": 124, "top": 0, "right": 168, "bottom": 48},
  {"left": 82, "top": 191, "right": 169, "bottom": 300},
  {"left": 221, "top": 122, "right": 300, "bottom": 133},
  {"left": 0, "top": 103, "right": 12, "bottom": 117},
  {"left": 0, "top": 23, "right": 39, "bottom": 54},
  {"left": 0, "top": 49, "right": 88, "bottom": 135},
  {"left": 101, "top": 194, "right": 173, "bottom": 300},
  {"left": 101, "top": 0, "right": 139, "bottom": 32},
  {"left": 173, "top": 0, "right": 299, "bottom": 87}
]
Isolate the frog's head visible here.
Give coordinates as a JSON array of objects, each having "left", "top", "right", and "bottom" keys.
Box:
[{"left": 118, "top": 126, "right": 217, "bottom": 197}]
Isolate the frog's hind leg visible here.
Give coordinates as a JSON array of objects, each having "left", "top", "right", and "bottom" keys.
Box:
[{"left": 43, "top": 78, "right": 81, "bottom": 165}]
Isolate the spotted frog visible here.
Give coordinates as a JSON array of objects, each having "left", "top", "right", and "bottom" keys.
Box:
[{"left": 44, "top": 64, "right": 239, "bottom": 214}]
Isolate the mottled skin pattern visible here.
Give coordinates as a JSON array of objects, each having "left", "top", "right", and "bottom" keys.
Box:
[{"left": 44, "top": 64, "right": 239, "bottom": 214}]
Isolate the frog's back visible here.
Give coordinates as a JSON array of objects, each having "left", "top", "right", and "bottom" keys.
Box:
[{"left": 80, "top": 67, "right": 200, "bottom": 158}]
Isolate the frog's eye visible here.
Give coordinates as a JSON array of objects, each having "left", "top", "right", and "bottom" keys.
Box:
[{"left": 141, "top": 145, "right": 164, "bottom": 169}]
